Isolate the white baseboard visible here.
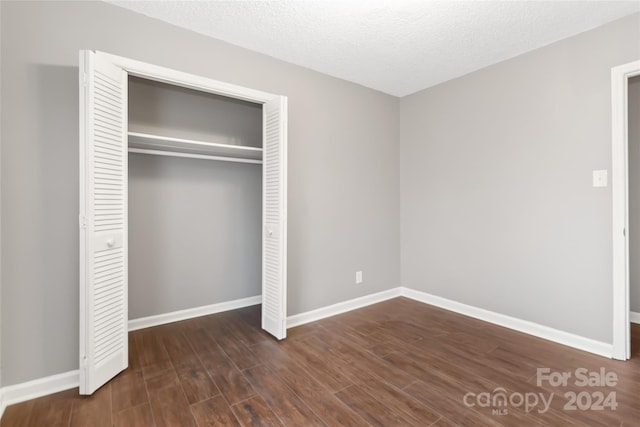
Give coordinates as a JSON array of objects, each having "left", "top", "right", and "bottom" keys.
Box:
[
  {"left": 286, "top": 287, "right": 402, "bottom": 328},
  {"left": 400, "top": 287, "right": 613, "bottom": 358},
  {"left": 0, "top": 287, "right": 622, "bottom": 417},
  {"left": 0, "top": 370, "right": 79, "bottom": 417},
  {"left": 0, "top": 288, "right": 399, "bottom": 417},
  {"left": 128, "top": 295, "right": 262, "bottom": 331},
  {"left": 284, "top": 286, "right": 615, "bottom": 358},
  {"left": 631, "top": 311, "right": 640, "bottom": 324},
  {"left": 0, "top": 295, "right": 263, "bottom": 416}
]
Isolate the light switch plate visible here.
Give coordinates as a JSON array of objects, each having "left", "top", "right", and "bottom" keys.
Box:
[{"left": 593, "top": 170, "right": 608, "bottom": 188}]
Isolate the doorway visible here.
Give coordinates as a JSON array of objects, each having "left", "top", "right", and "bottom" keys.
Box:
[
  {"left": 611, "top": 59, "right": 640, "bottom": 360},
  {"left": 79, "top": 50, "right": 288, "bottom": 394}
]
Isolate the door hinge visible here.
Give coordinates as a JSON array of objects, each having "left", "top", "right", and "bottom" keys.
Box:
[{"left": 79, "top": 214, "right": 87, "bottom": 229}]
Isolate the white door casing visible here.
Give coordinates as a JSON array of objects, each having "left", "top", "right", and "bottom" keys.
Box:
[
  {"left": 612, "top": 59, "right": 640, "bottom": 361},
  {"left": 79, "top": 50, "right": 129, "bottom": 394}
]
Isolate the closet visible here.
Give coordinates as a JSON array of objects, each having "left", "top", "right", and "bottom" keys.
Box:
[
  {"left": 78, "top": 51, "right": 288, "bottom": 395},
  {"left": 127, "top": 77, "right": 262, "bottom": 322}
]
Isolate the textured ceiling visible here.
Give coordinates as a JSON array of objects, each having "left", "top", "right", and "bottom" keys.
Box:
[{"left": 107, "top": 1, "right": 640, "bottom": 97}]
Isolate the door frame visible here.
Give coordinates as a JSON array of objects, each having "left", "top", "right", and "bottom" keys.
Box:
[
  {"left": 612, "top": 59, "right": 640, "bottom": 360},
  {"left": 96, "top": 52, "right": 289, "bottom": 337},
  {"left": 80, "top": 50, "right": 288, "bottom": 392}
]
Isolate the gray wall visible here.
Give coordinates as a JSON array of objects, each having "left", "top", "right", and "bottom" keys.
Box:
[
  {"left": 630, "top": 75, "right": 640, "bottom": 313},
  {"left": 129, "top": 155, "right": 262, "bottom": 319},
  {"left": 3, "top": 0, "right": 635, "bottom": 389},
  {"left": 1, "top": 1, "right": 400, "bottom": 386},
  {"left": 128, "top": 76, "right": 263, "bottom": 147},
  {"left": 128, "top": 78, "right": 263, "bottom": 319},
  {"left": 400, "top": 13, "right": 640, "bottom": 343}
]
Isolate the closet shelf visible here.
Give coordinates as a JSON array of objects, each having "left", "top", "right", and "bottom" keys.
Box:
[{"left": 128, "top": 132, "right": 263, "bottom": 163}]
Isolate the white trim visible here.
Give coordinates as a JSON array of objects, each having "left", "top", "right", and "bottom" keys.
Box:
[
  {"left": 79, "top": 50, "right": 288, "bottom": 391},
  {"left": 631, "top": 311, "right": 640, "bottom": 324},
  {"left": 612, "top": 60, "right": 640, "bottom": 360},
  {"left": 401, "top": 288, "right": 613, "bottom": 358},
  {"left": 0, "top": 295, "right": 260, "bottom": 415},
  {"left": 1, "top": 370, "right": 79, "bottom": 416},
  {"left": 128, "top": 295, "right": 262, "bottom": 331},
  {"left": 286, "top": 288, "right": 402, "bottom": 328},
  {"left": 98, "top": 51, "right": 275, "bottom": 104},
  {"left": 2, "top": 287, "right": 625, "bottom": 414},
  {"left": 0, "top": 0, "right": 3, "bottom": 416},
  {"left": 286, "top": 287, "right": 614, "bottom": 357}
]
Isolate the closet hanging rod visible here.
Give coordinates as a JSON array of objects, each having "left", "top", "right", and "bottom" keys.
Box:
[
  {"left": 128, "top": 148, "right": 263, "bottom": 164},
  {"left": 128, "top": 131, "right": 263, "bottom": 162}
]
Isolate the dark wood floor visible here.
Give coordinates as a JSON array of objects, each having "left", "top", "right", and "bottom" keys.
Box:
[{"left": 2, "top": 297, "right": 640, "bottom": 426}]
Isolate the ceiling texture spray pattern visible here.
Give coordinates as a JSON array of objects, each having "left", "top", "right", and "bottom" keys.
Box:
[{"left": 108, "top": 1, "right": 640, "bottom": 97}]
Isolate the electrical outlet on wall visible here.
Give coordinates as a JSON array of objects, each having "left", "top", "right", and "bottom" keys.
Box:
[
  {"left": 356, "top": 271, "right": 363, "bottom": 284},
  {"left": 593, "top": 169, "right": 608, "bottom": 187}
]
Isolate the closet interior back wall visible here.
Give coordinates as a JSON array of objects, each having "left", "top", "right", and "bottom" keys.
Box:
[{"left": 127, "top": 76, "right": 263, "bottom": 321}]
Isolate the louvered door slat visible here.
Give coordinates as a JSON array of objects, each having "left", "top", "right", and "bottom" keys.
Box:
[
  {"left": 79, "top": 50, "right": 128, "bottom": 395},
  {"left": 262, "top": 96, "right": 288, "bottom": 340}
]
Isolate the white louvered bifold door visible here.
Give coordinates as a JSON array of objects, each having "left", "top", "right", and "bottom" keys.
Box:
[
  {"left": 262, "top": 96, "right": 288, "bottom": 339},
  {"left": 79, "top": 50, "right": 128, "bottom": 395}
]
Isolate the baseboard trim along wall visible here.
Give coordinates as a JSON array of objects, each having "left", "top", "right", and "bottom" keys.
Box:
[
  {"left": 631, "top": 311, "right": 640, "bottom": 324},
  {"left": 0, "top": 294, "right": 262, "bottom": 418},
  {"left": 284, "top": 287, "right": 613, "bottom": 358},
  {"left": 0, "top": 286, "right": 620, "bottom": 416},
  {"left": 0, "top": 370, "right": 79, "bottom": 417},
  {"left": 286, "top": 288, "right": 403, "bottom": 328},
  {"left": 128, "top": 295, "right": 262, "bottom": 331},
  {"left": 400, "top": 287, "right": 614, "bottom": 358}
]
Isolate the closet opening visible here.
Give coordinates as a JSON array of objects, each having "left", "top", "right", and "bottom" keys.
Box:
[
  {"left": 127, "top": 76, "right": 263, "bottom": 329},
  {"left": 79, "top": 50, "right": 287, "bottom": 394}
]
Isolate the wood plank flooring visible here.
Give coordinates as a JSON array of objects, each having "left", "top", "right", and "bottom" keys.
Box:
[{"left": 2, "top": 297, "right": 640, "bottom": 426}]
